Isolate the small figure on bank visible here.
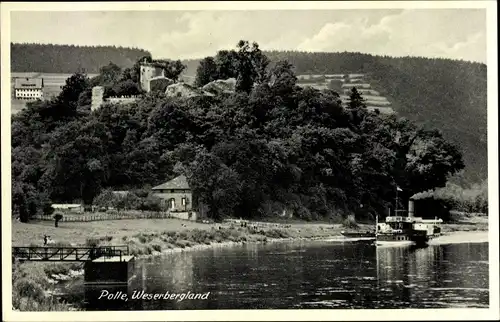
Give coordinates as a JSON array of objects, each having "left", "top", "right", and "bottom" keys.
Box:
[
  {"left": 53, "top": 213, "right": 63, "bottom": 227},
  {"left": 43, "top": 235, "right": 48, "bottom": 245}
]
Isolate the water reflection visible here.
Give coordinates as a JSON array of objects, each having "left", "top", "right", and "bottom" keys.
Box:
[
  {"left": 75, "top": 240, "right": 488, "bottom": 310},
  {"left": 375, "top": 243, "right": 489, "bottom": 308}
]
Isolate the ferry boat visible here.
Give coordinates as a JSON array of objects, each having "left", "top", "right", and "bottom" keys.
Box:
[{"left": 375, "top": 199, "right": 442, "bottom": 246}]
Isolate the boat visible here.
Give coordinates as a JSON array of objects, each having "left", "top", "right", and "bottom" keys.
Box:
[
  {"left": 375, "top": 199, "right": 442, "bottom": 246},
  {"left": 340, "top": 230, "right": 376, "bottom": 238}
]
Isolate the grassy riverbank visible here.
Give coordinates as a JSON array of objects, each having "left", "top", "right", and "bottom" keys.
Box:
[
  {"left": 11, "top": 218, "right": 348, "bottom": 311},
  {"left": 11, "top": 217, "right": 488, "bottom": 311}
]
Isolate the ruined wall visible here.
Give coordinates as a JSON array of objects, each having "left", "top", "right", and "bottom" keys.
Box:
[{"left": 91, "top": 86, "right": 104, "bottom": 111}]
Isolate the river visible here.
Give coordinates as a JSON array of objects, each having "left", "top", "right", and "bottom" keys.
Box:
[{"left": 61, "top": 235, "right": 489, "bottom": 310}]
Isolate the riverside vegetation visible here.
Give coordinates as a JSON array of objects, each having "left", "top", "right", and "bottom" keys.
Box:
[
  {"left": 11, "top": 217, "right": 352, "bottom": 311},
  {"left": 11, "top": 40, "right": 488, "bottom": 311}
]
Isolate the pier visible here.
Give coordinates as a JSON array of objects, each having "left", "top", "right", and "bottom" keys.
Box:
[
  {"left": 12, "top": 245, "right": 129, "bottom": 262},
  {"left": 12, "top": 245, "right": 135, "bottom": 285}
]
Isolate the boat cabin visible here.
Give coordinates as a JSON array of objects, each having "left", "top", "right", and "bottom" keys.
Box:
[{"left": 377, "top": 216, "right": 423, "bottom": 233}]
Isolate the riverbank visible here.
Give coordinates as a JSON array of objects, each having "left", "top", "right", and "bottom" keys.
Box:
[
  {"left": 12, "top": 218, "right": 347, "bottom": 311},
  {"left": 11, "top": 218, "right": 488, "bottom": 311}
]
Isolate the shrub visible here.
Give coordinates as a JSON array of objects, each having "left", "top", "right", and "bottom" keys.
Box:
[
  {"left": 149, "top": 243, "right": 162, "bottom": 252},
  {"left": 99, "top": 235, "right": 113, "bottom": 242},
  {"left": 14, "top": 278, "right": 46, "bottom": 302},
  {"left": 85, "top": 238, "right": 100, "bottom": 247},
  {"left": 342, "top": 215, "right": 359, "bottom": 229},
  {"left": 263, "top": 229, "right": 289, "bottom": 239},
  {"left": 174, "top": 240, "right": 186, "bottom": 248},
  {"left": 177, "top": 231, "right": 188, "bottom": 240},
  {"left": 43, "top": 262, "right": 76, "bottom": 276},
  {"left": 229, "top": 229, "right": 241, "bottom": 238},
  {"left": 138, "top": 194, "right": 162, "bottom": 211},
  {"left": 188, "top": 229, "right": 212, "bottom": 244}
]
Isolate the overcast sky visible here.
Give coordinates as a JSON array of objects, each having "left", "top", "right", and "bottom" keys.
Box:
[{"left": 11, "top": 9, "right": 487, "bottom": 63}]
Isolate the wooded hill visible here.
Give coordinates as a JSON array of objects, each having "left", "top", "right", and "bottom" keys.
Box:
[
  {"left": 10, "top": 44, "right": 487, "bottom": 184},
  {"left": 183, "top": 51, "right": 487, "bottom": 185},
  {"left": 12, "top": 41, "right": 470, "bottom": 223},
  {"left": 11, "top": 43, "right": 151, "bottom": 73}
]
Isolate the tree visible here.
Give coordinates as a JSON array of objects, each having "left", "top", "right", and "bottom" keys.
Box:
[
  {"left": 93, "top": 189, "right": 115, "bottom": 209},
  {"left": 183, "top": 151, "right": 241, "bottom": 221},
  {"left": 99, "top": 62, "right": 122, "bottom": 86},
  {"left": 215, "top": 50, "right": 239, "bottom": 80},
  {"left": 347, "top": 87, "right": 366, "bottom": 109},
  {"left": 112, "top": 79, "right": 141, "bottom": 96},
  {"left": 138, "top": 194, "right": 163, "bottom": 211},
  {"left": 53, "top": 213, "right": 63, "bottom": 227},
  {"left": 194, "top": 56, "right": 219, "bottom": 87},
  {"left": 151, "top": 59, "right": 186, "bottom": 81},
  {"left": 268, "top": 60, "right": 297, "bottom": 96},
  {"left": 42, "top": 119, "right": 111, "bottom": 204},
  {"left": 54, "top": 72, "right": 90, "bottom": 115},
  {"left": 405, "top": 130, "right": 464, "bottom": 194},
  {"left": 235, "top": 40, "right": 269, "bottom": 93}
]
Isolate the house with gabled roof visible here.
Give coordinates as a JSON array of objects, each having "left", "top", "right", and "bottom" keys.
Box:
[{"left": 152, "top": 175, "right": 197, "bottom": 220}]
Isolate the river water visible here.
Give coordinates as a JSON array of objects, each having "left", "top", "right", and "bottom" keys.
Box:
[{"left": 62, "top": 235, "right": 489, "bottom": 310}]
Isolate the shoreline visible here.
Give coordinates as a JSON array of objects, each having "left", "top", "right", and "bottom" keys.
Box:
[
  {"left": 135, "top": 228, "right": 490, "bottom": 259},
  {"left": 136, "top": 234, "right": 341, "bottom": 259}
]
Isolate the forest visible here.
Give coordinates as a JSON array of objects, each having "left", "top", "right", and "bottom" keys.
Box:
[
  {"left": 184, "top": 50, "right": 488, "bottom": 185},
  {"left": 11, "top": 43, "right": 151, "bottom": 73},
  {"left": 11, "top": 44, "right": 487, "bottom": 184},
  {"left": 12, "top": 41, "right": 478, "bottom": 223}
]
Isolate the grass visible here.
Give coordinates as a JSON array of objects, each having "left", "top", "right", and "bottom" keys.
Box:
[
  {"left": 12, "top": 218, "right": 213, "bottom": 246},
  {"left": 12, "top": 260, "right": 82, "bottom": 311}
]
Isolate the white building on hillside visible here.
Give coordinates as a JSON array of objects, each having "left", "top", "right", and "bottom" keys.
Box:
[{"left": 14, "top": 78, "right": 44, "bottom": 100}]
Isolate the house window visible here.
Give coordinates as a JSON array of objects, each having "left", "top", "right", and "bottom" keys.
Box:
[
  {"left": 181, "top": 198, "right": 186, "bottom": 206},
  {"left": 170, "top": 198, "right": 175, "bottom": 209}
]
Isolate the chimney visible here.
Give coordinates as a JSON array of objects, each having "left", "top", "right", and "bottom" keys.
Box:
[{"left": 408, "top": 199, "right": 415, "bottom": 217}]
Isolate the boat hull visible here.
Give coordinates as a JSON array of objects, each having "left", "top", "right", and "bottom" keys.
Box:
[
  {"left": 375, "top": 232, "right": 441, "bottom": 247},
  {"left": 375, "top": 240, "right": 415, "bottom": 247}
]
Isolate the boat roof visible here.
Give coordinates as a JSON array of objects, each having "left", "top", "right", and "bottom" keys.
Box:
[{"left": 385, "top": 216, "right": 423, "bottom": 223}]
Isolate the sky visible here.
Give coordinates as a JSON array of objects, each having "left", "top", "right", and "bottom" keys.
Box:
[{"left": 10, "top": 9, "right": 487, "bottom": 63}]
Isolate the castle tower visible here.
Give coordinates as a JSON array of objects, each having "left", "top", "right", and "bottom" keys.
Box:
[{"left": 140, "top": 59, "right": 166, "bottom": 93}]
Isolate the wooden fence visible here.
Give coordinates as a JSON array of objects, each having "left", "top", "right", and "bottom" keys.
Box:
[{"left": 32, "top": 211, "right": 171, "bottom": 222}]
